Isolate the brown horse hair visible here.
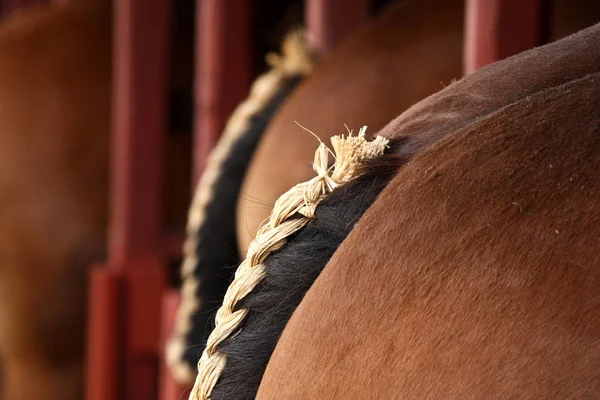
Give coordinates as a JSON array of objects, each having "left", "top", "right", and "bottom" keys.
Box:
[
  {"left": 256, "top": 71, "right": 600, "bottom": 400},
  {"left": 166, "top": 29, "right": 318, "bottom": 384},
  {"left": 188, "top": 18, "right": 600, "bottom": 399}
]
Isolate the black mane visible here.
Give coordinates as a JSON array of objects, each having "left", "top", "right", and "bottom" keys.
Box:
[
  {"left": 211, "top": 138, "right": 409, "bottom": 399},
  {"left": 182, "top": 76, "right": 303, "bottom": 370}
]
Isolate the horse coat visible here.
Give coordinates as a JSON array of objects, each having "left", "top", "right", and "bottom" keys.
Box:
[
  {"left": 187, "top": 11, "right": 600, "bottom": 400},
  {"left": 171, "top": 0, "right": 467, "bottom": 385},
  {"left": 258, "top": 22, "right": 600, "bottom": 399}
]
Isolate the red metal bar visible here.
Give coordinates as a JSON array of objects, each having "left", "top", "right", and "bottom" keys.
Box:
[
  {"left": 464, "top": 0, "right": 544, "bottom": 74},
  {"left": 87, "top": 0, "right": 172, "bottom": 399},
  {"left": 109, "top": 0, "right": 170, "bottom": 267},
  {"left": 306, "top": 0, "right": 371, "bottom": 55},
  {"left": 159, "top": 290, "right": 192, "bottom": 400},
  {"left": 163, "top": 233, "right": 185, "bottom": 260},
  {"left": 86, "top": 267, "right": 124, "bottom": 400},
  {"left": 193, "top": 0, "right": 253, "bottom": 184},
  {"left": 125, "top": 263, "right": 168, "bottom": 399}
]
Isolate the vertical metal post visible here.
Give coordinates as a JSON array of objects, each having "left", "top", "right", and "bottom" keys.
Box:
[
  {"left": 87, "top": 0, "right": 171, "bottom": 399},
  {"left": 306, "top": 0, "right": 371, "bottom": 55},
  {"left": 160, "top": 1, "right": 253, "bottom": 398},
  {"left": 464, "top": 0, "right": 544, "bottom": 74},
  {"left": 109, "top": 0, "right": 170, "bottom": 268},
  {"left": 159, "top": 290, "right": 192, "bottom": 400},
  {"left": 193, "top": 0, "right": 253, "bottom": 184},
  {"left": 87, "top": 267, "right": 124, "bottom": 400}
]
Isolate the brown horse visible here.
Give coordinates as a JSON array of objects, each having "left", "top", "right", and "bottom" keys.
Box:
[
  {"left": 0, "top": 2, "right": 311, "bottom": 398},
  {"left": 0, "top": 4, "right": 111, "bottom": 399},
  {"left": 236, "top": 0, "right": 465, "bottom": 257},
  {"left": 235, "top": 0, "right": 600, "bottom": 257},
  {"left": 0, "top": 2, "right": 195, "bottom": 398},
  {"left": 175, "top": 0, "right": 465, "bottom": 392},
  {"left": 257, "top": 22, "right": 600, "bottom": 398},
  {"left": 180, "top": 1, "right": 600, "bottom": 399}
]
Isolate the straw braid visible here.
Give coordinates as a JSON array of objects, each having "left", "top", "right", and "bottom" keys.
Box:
[
  {"left": 189, "top": 127, "right": 389, "bottom": 400},
  {"left": 166, "top": 29, "right": 317, "bottom": 384}
]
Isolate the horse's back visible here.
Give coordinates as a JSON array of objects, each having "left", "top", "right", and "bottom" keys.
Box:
[{"left": 258, "top": 24, "right": 600, "bottom": 399}]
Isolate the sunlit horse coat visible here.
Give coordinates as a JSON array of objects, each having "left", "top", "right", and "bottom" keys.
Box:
[
  {"left": 183, "top": 2, "right": 600, "bottom": 400},
  {"left": 258, "top": 22, "right": 600, "bottom": 399}
]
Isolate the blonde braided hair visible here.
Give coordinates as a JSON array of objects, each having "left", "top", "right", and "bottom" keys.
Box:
[
  {"left": 166, "top": 30, "right": 317, "bottom": 384},
  {"left": 189, "top": 126, "right": 389, "bottom": 400}
]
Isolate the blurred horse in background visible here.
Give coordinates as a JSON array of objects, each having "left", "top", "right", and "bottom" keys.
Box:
[
  {"left": 0, "top": 0, "right": 195, "bottom": 397},
  {"left": 0, "top": 4, "right": 111, "bottom": 399}
]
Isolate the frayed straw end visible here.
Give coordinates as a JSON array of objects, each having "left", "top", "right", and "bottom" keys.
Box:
[{"left": 330, "top": 126, "right": 389, "bottom": 182}]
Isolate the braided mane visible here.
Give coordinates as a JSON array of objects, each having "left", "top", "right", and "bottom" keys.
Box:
[{"left": 190, "top": 128, "right": 390, "bottom": 399}]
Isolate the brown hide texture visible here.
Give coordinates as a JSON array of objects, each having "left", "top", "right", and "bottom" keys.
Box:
[
  {"left": 258, "top": 23, "right": 600, "bottom": 400},
  {"left": 236, "top": 0, "right": 465, "bottom": 255},
  {"left": 235, "top": 0, "right": 600, "bottom": 258},
  {"left": 0, "top": 4, "right": 111, "bottom": 400}
]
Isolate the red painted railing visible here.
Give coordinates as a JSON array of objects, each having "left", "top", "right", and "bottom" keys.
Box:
[
  {"left": 464, "top": 0, "right": 544, "bottom": 74},
  {"left": 306, "top": 0, "right": 370, "bottom": 54},
  {"left": 87, "top": 1, "right": 172, "bottom": 399}
]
